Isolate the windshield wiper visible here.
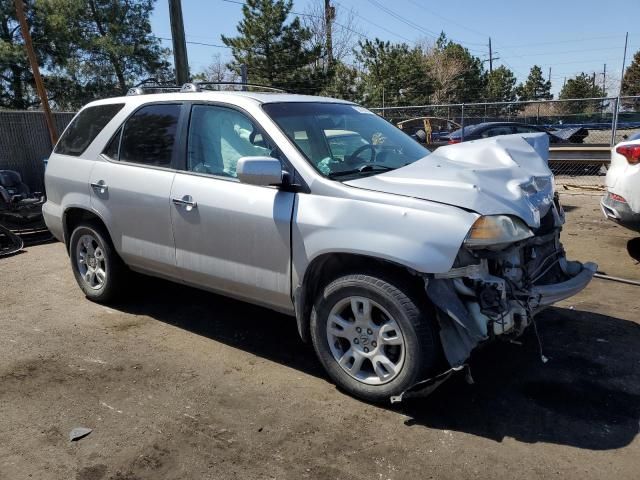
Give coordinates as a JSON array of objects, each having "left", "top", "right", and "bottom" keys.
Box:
[{"left": 328, "top": 164, "right": 396, "bottom": 178}]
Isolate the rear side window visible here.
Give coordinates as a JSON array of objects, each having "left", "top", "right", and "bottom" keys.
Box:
[
  {"left": 54, "top": 103, "right": 124, "bottom": 156},
  {"left": 119, "top": 104, "right": 181, "bottom": 167}
]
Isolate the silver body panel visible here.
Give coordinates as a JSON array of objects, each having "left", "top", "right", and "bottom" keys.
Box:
[
  {"left": 89, "top": 160, "right": 178, "bottom": 279},
  {"left": 170, "top": 172, "right": 294, "bottom": 311}
]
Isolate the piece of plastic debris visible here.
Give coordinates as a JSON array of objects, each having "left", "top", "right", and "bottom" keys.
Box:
[{"left": 69, "top": 427, "right": 92, "bottom": 442}]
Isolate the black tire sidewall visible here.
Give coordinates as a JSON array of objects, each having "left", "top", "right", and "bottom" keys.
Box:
[
  {"left": 311, "top": 275, "right": 436, "bottom": 403},
  {"left": 69, "top": 225, "right": 119, "bottom": 302}
]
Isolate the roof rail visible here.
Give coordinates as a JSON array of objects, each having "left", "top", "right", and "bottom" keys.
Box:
[
  {"left": 181, "top": 82, "right": 287, "bottom": 93},
  {"left": 126, "top": 78, "right": 182, "bottom": 96}
]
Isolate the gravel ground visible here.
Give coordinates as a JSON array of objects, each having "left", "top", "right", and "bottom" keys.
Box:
[{"left": 1, "top": 194, "right": 639, "bottom": 480}]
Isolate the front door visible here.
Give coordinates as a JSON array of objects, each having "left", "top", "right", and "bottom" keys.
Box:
[
  {"left": 90, "top": 103, "right": 182, "bottom": 279},
  {"left": 170, "top": 104, "right": 295, "bottom": 311}
]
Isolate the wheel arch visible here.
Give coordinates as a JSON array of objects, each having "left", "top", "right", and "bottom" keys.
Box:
[
  {"left": 294, "top": 252, "right": 427, "bottom": 342},
  {"left": 62, "top": 207, "right": 113, "bottom": 253}
]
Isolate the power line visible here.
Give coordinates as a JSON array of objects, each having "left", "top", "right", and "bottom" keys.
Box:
[{"left": 334, "top": 1, "right": 414, "bottom": 43}]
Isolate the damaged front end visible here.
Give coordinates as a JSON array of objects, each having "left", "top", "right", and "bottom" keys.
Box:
[{"left": 426, "top": 194, "right": 597, "bottom": 368}]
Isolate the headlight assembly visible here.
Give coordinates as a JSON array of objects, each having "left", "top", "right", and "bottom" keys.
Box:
[{"left": 464, "top": 215, "right": 533, "bottom": 250}]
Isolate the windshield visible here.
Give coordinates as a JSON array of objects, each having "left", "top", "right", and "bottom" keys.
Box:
[{"left": 262, "top": 102, "right": 430, "bottom": 179}]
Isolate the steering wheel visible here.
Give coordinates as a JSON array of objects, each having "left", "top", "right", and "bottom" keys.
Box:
[{"left": 347, "top": 144, "right": 376, "bottom": 164}]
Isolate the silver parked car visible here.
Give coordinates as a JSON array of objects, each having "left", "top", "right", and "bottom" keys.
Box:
[{"left": 44, "top": 85, "right": 596, "bottom": 403}]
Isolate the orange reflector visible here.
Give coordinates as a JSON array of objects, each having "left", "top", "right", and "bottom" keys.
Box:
[{"left": 468, "top": 216, "right": 504, "bottom": 240}]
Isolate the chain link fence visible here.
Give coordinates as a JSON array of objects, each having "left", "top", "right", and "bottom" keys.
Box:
[
  {"left": 372, "top": 96, "right": 640, "bottom": 190},
  {"left": 0, "top": 110, "right": 75, "bottom": 192}
]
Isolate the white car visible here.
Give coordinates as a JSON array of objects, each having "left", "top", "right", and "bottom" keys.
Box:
[{"left": 601, "top": 133, "right": 640, "bottom": 232}]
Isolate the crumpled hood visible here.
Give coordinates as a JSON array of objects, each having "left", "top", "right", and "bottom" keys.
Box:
[{"left": 345, "top": 133, "right": 554, "bottom": 228}]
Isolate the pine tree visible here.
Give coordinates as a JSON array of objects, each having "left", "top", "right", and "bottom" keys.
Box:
[
  {"left": 621, "top": 50, "right": 640, "bottom": 108},
  {"left": 354, "top": 38, "right": 432, "bottom": 107},
  {"left": 221, "top": 0, "right": 322, "bottom": 93},
  {"left": 485, "top": 66, "right": 517, "bottom": 102},
  {"left": 516, "top": 65, "right": 552, "bottom": 101},
  {"left": 558, "top": 72, "right": 605, "bottom": 114}
]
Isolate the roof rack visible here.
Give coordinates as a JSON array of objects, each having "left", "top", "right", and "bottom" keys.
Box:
[
  {"left": 126, "top": 78, "right": 183, "bottom": 96},
  {"left": 180, "top": 82, "right": 287, "bottom": 93}
]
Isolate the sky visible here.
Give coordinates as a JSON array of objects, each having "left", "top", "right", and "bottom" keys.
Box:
[{"left": 150, "top": 0, "right": 640, "bottom": 97}]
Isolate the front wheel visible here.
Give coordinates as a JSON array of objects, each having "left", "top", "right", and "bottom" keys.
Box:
[{"left": 310, "top": 274, "right": 439, "bottom": 403}]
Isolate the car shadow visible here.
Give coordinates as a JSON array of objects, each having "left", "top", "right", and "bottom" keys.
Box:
[
  {"left": 115, "top": 275, "right": 640, "bottom": 451},
  {"left": 627, "top": 237, "right": 640, "bottom": 263}
]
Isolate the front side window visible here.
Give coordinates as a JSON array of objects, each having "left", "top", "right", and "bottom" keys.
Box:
[
  {"left": 482, "top": 126, "right": 515, "bottom": 138},
  {"left": 262, "top": 102, "right": 430, "bottom": 179},
  {"left": 514, "top": 126, "right": 540, "bottom": 134},
  {"left": 55, "top": 103, "right": 124, "bottom": 156},
  {"left": 119, "top": 104, "right": 181, "bottom": 167},
  {"left": 186, "top": 105, "right": 275, "bottom": 178}
]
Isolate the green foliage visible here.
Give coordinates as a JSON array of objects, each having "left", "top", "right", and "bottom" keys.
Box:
[
  {"left": 622, "top": 50, "right": 640, "bottom": 108},
  {"left": 40, "top": 0, "right": 171, "bottom": 108},
  {"left": 221, "top": 0, "right": 323, "bottom": 93},
  {"left": 0, "top": 0, "right": 55, "bottom": 108},
  {"left": 484, "top": 65, "right": 517, "bottom": 103},
  {"left": 319, "top": 61, "right": 359, "bottom": 101},
  {"left": 516, "top": 65, "right": 552, "bottom": 101},
  {"left": 354, "top": 38, "right": 432, "bottom": 107},
  {"left": 558, "top": 72, "right": 605, "bottom": 114},
  {"left": 428, "top": 33, "right": 486, "bottom": 103},
  {"left": 0, "top": 0, "right": 169, "bottom": 110}
]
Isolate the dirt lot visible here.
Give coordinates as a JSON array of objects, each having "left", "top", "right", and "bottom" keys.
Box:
[{"left": 1, "top": 193, "right": 639, "bottom": 480}]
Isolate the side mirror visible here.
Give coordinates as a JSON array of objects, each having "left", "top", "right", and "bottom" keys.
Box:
[{"left": 236, "top": 156, "right": 284, "bottom": 187}]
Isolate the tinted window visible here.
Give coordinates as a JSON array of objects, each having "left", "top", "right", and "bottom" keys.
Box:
[
  {"left": 449, "top": 123, "right": 482, "bottom": 139},
  {"left": 120, "top": 104, "right": 181, "bottom": 167},
  {"left": 187, "top": 105, "right": 275, "bottom": 178},
  {"left": 514, "top": 125, "right": 540, "bottom": 134},
  {"left": 103, "top": 127, "right": 122, "bottom": 160},
  {"left": 482, "top": 126, "right": 515, "bottom": 138},
  {"left": 54, "top": 103, "right": 124, "bottom": 156}
]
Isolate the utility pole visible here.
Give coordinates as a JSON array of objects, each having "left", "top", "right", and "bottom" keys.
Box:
[
  {"left": 602, "top": 63, "right": 607, "bottom": 95},
  {"left": 168, "top": 0, "right": 189, "bottom": 86},
  {"left": 488, "top": 37, "right": 493, "bottom": 74},
  {"left": 548, "top": 67, "right": 551, "bottom": 83},
  {"left": 324, "top": 0, "right": 335, "bottom": 68},
  {"left": 612, "top": 32, "right": 629, "bottom": 146},
  {"left": 591, "top": 72, "right": 596, "bottom": 90},
  {"left": 13, "top": 0, "right": 57, "bottom": 146},
  {"left": 240, "top": 64, "right": 248, "bottom": 91},
  {"left": 618, "top": 32, "right": 629, "bottom": 96}
]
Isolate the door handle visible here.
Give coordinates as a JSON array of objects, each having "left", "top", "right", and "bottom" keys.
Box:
[
  {"left": 172, "top": 196, "right": 197, "bottom": 211},
  {"left": 90, "top": 181, "right": 108, "bottom": 193}
]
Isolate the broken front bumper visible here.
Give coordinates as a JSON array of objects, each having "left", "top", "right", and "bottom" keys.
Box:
[
  {"left": 530, "top": 261, "right": 597, "bottom": 306},
  {"left": 425, "top": 233, "right": 597, "bottom": 368}
]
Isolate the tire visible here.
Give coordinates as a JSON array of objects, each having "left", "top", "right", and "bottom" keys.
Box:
[
  {"left": 69, "top": 223, "right": 127, "bottom": 303},
  {"left": 310, "top": 273, "right": 439, "bottom": 404}
]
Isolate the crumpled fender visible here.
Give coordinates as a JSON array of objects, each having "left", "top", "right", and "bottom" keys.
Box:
[{"left": 292, "top": 193, "right": 479, "bottom": 278}]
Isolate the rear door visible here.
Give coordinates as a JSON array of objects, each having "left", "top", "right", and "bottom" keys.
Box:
[
  {"left": 169, "top": 103, "right": 295, "bottom": 311},
  {"left": 89, "top": 102, "right": 185, "bottom": 279}
]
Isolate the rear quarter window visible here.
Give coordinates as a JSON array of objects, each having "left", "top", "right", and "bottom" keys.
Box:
[{"left": 54, "top": 103, "right": 124, "bottom": 156}]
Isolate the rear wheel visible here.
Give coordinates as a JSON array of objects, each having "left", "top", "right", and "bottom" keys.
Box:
[
  {"left": 310, "top": 273, "right": 439, "bottom": 403},
  {"left": 69, "top": 223, "right": 126, "bottom": 303}
]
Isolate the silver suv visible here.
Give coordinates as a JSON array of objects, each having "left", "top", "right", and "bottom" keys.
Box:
[{"left": 44, "top": 85, "right": 596, "bottom": 403}]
